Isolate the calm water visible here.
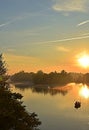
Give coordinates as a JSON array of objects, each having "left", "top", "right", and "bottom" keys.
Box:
[{"left": 11, "top": 83, "right": 89, "bottom": 130}]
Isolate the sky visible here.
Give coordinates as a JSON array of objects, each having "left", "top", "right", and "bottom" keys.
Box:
[{"left": 1, "top": 0, "right": 89, "bottom": 74}]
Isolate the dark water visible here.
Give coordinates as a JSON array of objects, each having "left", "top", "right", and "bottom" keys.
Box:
[{"left": 11, "top": 83, "right": 89, "bottom": 130}]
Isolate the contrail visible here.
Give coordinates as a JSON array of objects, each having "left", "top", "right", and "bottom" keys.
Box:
[
  {"left": 0, "top": 21, "right": 12, "bottom": 28},
  {"left": 37, "top": 35, "right": 89, "bottom": 45},
  {"left": 77, "top": 20, "right": 89, "bottom": 26},
  {"left": 0, "top": 23, "right": 7, "bottom": 27},
  {"left": 0, "top": 9, "right": 50, "bottom": 28}
]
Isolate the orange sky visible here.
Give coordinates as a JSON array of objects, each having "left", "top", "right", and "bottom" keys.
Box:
[{"left": 4, "top": 52, "right": 89, "bottom": 75}]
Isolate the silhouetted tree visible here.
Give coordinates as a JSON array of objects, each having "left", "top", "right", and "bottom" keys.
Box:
[
  {"left": 11, "top": 69, "right": 89, "bottom": 86},
  {"left": 0, "top": 54, "right": 41, "bottom": 130},
  {"left": 60, "top": 70, "right": 67, "bottom": 76},
  {"left": 0, "top": 54, "right": 7, "bottom": 75},
  {"left": 33, "top": 70, "right": 44, "bottom": 84}
]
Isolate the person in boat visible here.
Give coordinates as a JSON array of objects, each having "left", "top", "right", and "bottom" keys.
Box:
[{"left": 74, "top": 101, "right": 81, "bottom": 109}]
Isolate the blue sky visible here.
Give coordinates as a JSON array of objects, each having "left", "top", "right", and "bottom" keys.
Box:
[{"left": 1, "top": 0, "right": 89, "bottom": 74}]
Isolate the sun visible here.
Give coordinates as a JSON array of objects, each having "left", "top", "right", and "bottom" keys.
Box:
[{"left": 77, "top": 54, "right": 89, "bottom": 68}]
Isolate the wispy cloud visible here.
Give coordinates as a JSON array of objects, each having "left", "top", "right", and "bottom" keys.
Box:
[
  {"left": 57, "top": 46, "right": 69, "bottom": 52},
  {"left": 52, "top": 0, "right": 87, "bottom": 12},
  {"left": 0, "top": 21, "right": 12, "bottom": 28},
  {"left": 4, "top": 53, "right": 40, "bottom": 74},
  {"left": 0, "top": 15, "right": 27, "bottom": 28},
  {"left": 81, "top": 32, "right": 89, "bottom": 35},
  {"left": 37, "top": 35, "right": 89, "bottom": 45},
  {"left": 0, "top": 9, "right": 50, "bottom": 29},
  {"left": 7, "top": 48, "right": 16, "bottom": 53},
  {"left": 77, "top": 20, "right": 89, "bottom": 26},
  {"left": 0, "top": 14, "right": 32, "bottom": 29}
]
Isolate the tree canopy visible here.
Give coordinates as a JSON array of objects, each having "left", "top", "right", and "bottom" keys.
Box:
[
  {"left": 11, "top": 70, "right": 86, "bottom": 86},
  {"left": 0, "top": 54, "right": 41, "bottom": 130}
]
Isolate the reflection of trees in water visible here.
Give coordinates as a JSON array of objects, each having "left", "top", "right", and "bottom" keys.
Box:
[
  {"left": 15, "top": 86, "right": 31, "bottom": 92},
  {"left": 14, "top": 83, "right": 73, "bottom": 96},
  {"left": 31, "top": 87, "right": 68, "bottom": 96},
  {"left": 14, "top": 85, "right": 68, "bottom": 96}
]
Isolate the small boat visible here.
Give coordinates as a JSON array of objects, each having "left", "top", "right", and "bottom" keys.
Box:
[{"left": 74, "top": 101, "right": 81, "bottom": 109}]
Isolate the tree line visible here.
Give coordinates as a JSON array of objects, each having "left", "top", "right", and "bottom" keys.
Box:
[{"left": 11, "top": 70, "right": 89, "bottom": 86}]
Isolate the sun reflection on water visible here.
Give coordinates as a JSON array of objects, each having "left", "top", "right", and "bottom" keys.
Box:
[{"left": 79, "top": 84, "right": 89, "bottom": 99}]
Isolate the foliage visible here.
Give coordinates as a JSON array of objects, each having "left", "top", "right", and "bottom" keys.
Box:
[
  {"left": 0, "top": 54, "right": 41, "bottom": 130},
  {"left": 11, "top": 70, "right": 86, "bottom": 86},
  {"left": 11, "top": 71, "right": 34, "bottom": 83},
  {"left": 0, "top": 86, "right": 41, "bottom": 130},
  {"left": 0, "top": 54, "right": 7, "bottom": 75}
]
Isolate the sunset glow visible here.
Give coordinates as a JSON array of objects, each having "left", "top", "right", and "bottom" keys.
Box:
[
  {"left": 77, "top": 54, "right": 89, "bottom": 68},
  {"left": 1, "top": 0, "right": 89, "bottom": 74},
  {"left": 79, "top": 85, "right": 89, "bottom": 99}
]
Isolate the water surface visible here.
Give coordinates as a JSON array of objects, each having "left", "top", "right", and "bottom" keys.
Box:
[{"left": 11, "top": 83, "right": 89, "bottom": 130}]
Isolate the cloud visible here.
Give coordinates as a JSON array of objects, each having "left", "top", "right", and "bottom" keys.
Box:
[
  {"left": 0, "top": 14, "right": 31, "bottom": 29},
  {"left": 0, "top": 16, "right": 26, "bottom": 29},
  {"left": 4, "top": 53, "right": 40, "bottom": 74},
  {"left": 81, "top": 33, "right": 89, "bottom": 35},
  {"left": 0, "top": 9, "right": 50, "bottom": 29},
  {"left": 57, "top": 46, "right": 69, "bottom": 52},
  {"left": 6, "top": 48, "right": 16, "bottom": 53},
  {"left": 52, "top": 0, "right": 87, "bottom": 12},
  {"left": 4, "top": 53, "right": 39, "bottom": 63},
  {"left": 0, "top": 21, "right": 12, "bottom": 28},
  {"left": 36, "top": 35, "right": 89, "bottom": 45},
  {"left": 0, "top": 15, "right": 30, "bottom": 29},
  {"left": 77, "top": 20, "right": 89, "bottom": 26}
]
